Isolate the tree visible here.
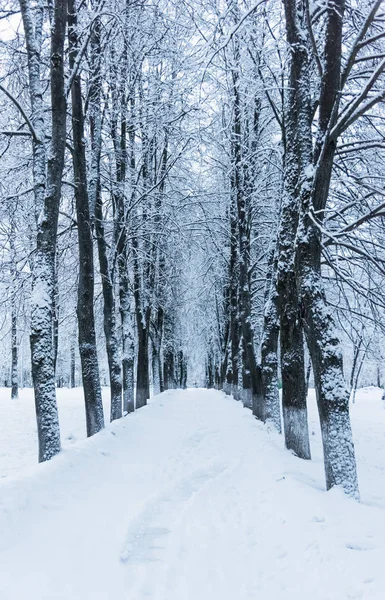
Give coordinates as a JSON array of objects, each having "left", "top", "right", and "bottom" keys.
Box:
[
  {"left": 68, "top": 0, "right": 105, "bottom": 436},
  {"left": 19, "top": 0, "right": 67, "bottom": 461}
]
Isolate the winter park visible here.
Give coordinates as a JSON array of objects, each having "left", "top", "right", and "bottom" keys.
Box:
[{"left": 1, "top": 0, "right": 385, "bottom": 598}]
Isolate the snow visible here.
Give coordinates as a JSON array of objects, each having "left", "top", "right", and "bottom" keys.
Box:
[
  {"left": 1, "top": 386, "right": 385, "bottom": 599},
  {"left": 304, "top": 163, "right": 315, "bottom": 179},
  {"left": 0, "top": 387, "right": 111, "bottom": 479}
]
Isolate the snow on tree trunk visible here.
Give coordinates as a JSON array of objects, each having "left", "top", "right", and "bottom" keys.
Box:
[
  {"left": 11, "top": 294, "right": 18, "bottom": 400},
  {"left": 260, "top": 249, "right": 281, "bottom": 432},
  {"left": 122, "top": 328, "right": 135, "bottom": 414},
  {"left": 10, "top": 226, "right": 18, "bottom": 400},
  {"left": 164, "top": 346, "right": 176, "bottom": 391},
  {"left": 278, "top": 0, "right": 312, "bottom": 460},
  {"left": 70, "top": 322, "right": 76, "bottom": 389},
  {"left": 299, "top": 221, "right": 359, "bottom": 497},
  {"left": 20, "top": 0, "right": 67, "bottom": 461},
  {"left": 95, "top": 192, "right": 123, "bottom": 422},
  {"left": 90, "top": 12, "right": 123, "bottom": 422},
  {"left": 282, "top": 0, "right": 359, "bottom": 495},
  {"left": 136, "top": 308, "right": 151, "bottom": 408},
  {"left": 152, "top": 308, "right": 164, "bottom": 396},
  {"left": 68, "top": 0, "right": 104, "bottom": 436}
]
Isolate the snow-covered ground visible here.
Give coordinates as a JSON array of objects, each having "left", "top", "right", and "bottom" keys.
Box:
[
  {"left": 0, "top": 387, "right": 385, "bottom": 599},
  {"left": 0, "top": 387, "right": 111, "bottom": 479}
]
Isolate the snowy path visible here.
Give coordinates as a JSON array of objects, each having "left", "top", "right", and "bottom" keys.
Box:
[{"left": 1, "top": 389, "right": 385, "bottom": 599}]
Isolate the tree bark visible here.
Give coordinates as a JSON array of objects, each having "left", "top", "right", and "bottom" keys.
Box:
[
  {"left": 283, "top": 0, "right": 358, "bottom": 495},
  {"left": 122, "top": 326, "right": 135, "bottom": 414},
  {"left": 279, "top": 0, "right": 312, "bottom": 460},
  {"left": 260, "top": 247, "right": 281, "bottom": 431},
  {"left": 20, "top": 0, "right": 67, "bottom": 461},
  {"left": 11, "top": 287, "right": 18, "bottom": 400},
  {"left": 68, "top": 0, "right": 104, "bottom": 436},
  {"left": 53, "top": 255, "right": 59, "bottom": 375},
  {"left": 164, "top": 346, "right": 175, "bottom": 391},
  {"left": 299, "top": 221, "right": 358, "bottom": 495},
  {"left": 10, "top": 226, "right": 18, "bottom": 400},
  {"left": 136, "top": 307, "right": 151, "bottom": 408},
  {"left": 70, "top": 321, "right": 76, "bottom": 388},
  {"left": 95, "top": 191, "right": 123, "bottom": 421},
  {"left": 90, "top": 11, "right": 123, "bottom": 422},
  {"left": 151, "top": 307, "right": 164, "bottom": 395}
]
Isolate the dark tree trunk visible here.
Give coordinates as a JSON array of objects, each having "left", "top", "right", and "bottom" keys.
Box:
[
  {"left": 306, "top": 357, "right": 312, "bottom": 391},
  {"left": 300, "top": 221, "right": 358, "bottom": 495},
  {"left": 231, "top": 55, "right": 262, "bottom": 414},
  {"left": 53, "top": 260, "right": 59, "bottom": 375},
  {"left": 152, "top": 307, "right": 164, "bottom": 395},
  {"left": 110, "top": 44, "right": 136, "bottom": 416},
  {"left": 164, "top": 347, "right": 175, "bottom": 391},
  {"left": 278, "top": 0, "right": 312, "bottom": 460},
  {"left": 136, "top": 307, "right": 151, "bottom": 408},
  {"left": 228, "top": 197, "right": 240, "bottom": 396},
  {"left": 90, "top": 12, "right": 122, "bottom": 422},
  {"left": 20, "top": 0, "right": 67, "bottom": 461},
  {"left": 206, "top": 353, "right": 214, "bottom": 388},
  {"left": 68, "top": 0, "right": 104, "bottom": 436},
  {"left": 260, "top": 248, "right": 281, "bottom": 431},
  {"left": 181, "top": 354, "right": 188, "bottom": 389},
  {"left": 70, "top": 324, "right": 76, "bottom": 388},
  {"left": 11, "top": 288, "right": 18, "bottom": 400},
  {"left": 115, "top": 187, "right": 135, "bottom": 416},
  {"left": 152, "top": 344, "right": 161, "bottom": 395},
  {"left": 349, "top": 334, "right": 363, "bottom": 398},
  {"left": 279, "top": 298, "right": 310, "bottom": 458},
  {"left": 351, "top": 344, "right": 368, "bottom": 404},
  {"left": 10, "top": 228, "right": 18, "bottom": 400},
  {"left": 122, "top": 328, "right": 135, "bottom": 414},
  {"left": 95, "top": 191, "right": 122, "bottom": 421},
  {"left": 304, "top": 0, "right": 358, "bottom": 496}
]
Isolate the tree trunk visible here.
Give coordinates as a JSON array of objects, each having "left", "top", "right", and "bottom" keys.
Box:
[
  {"left": 53, "top": 256, "right": 59, "bottom": 375},
  {"left": 260, "top": 248, "right": 281, "bottom": 431},
  {"left": 229, "top": 48, "right": 262, "bottom": 412},
  {"left": 181, "top": 353, "right": 188, "bottom": 389},
  {"left": 299, "top": 222, "right": 359, "bottom": 496},
  {"left": 10, "top": 227, "right": 18, "bottom": 400},
  {"left": 20, "top": 0, "right": 67, "bottom": 461},
  {"left": 95, "top": 191, "right": 122, "bottom": 421},
  {"left": 11, "top": 287, "right": 18, "bottom": 400},
  {"left": 152, "top": 345, "right": 161, "bottom": 396},
  {"left": 206, "top": 353, "right": 214, "bottom": 388},
  {"left": 278, "top": 0, "right": 312, "bottom": 460},
  {"left": 228, "top": 203, "right": 240, "bottom": 397},
  {"left": 293, "top": 0, "right": 358, "bottom": 497},
  {"left": 306, "top": 357, "right": 312, "bottom": 391},
  {"left": 164, "top": 347, "right": 175, "bottom": 391},
  {"left": 377, "top": 363, "right": 381, "bottom": 389},
  {"left": 109, "top": 24, "right": 136, "bottom": 416},
  {"left": 136, "top": 307, "right": 151, "bottom": 408},
  {"left": 122, "top": 326, "right": 135, "bottom": 414},
  {"left": 90, "top": 12, "right": 122, "bottom": 422},
  {"left": 151, "top": 308, "right": 164, "bottom": 396},
  {"left": 70, "top": 323, "right": 76, "bottom": 388},
  {"left": 68, "top": 0, "right": 104, "bottom": 436},
  {"left": 349, "top": 334, "right": 363, "bottom": 399},
  {"left": 352, "top": 345, "right": 368, "bottom": 403}
]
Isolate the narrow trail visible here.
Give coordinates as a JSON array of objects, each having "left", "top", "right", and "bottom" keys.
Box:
[{"left": 0, "top": 389, "right": 384, "bottom": 599}]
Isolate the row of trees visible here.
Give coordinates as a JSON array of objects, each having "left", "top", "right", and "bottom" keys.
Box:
[
  {"left": 200, "top": 0, "right": 385, "bottom": 500},
  {"left": 0, "top": 0, "right": 385, "bottom": 499},
  {"left": 0, "top": 0, "right": 194, "bottom": 460}
]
